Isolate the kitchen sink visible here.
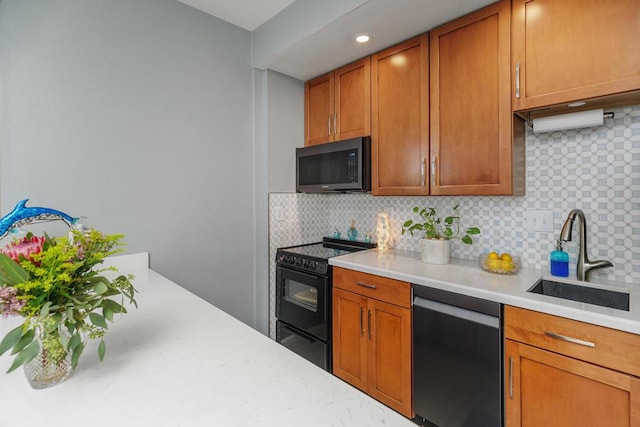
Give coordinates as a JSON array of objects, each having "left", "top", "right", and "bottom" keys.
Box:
[{"left": 527, "top": 279, "right": 630, "bottom": 311}]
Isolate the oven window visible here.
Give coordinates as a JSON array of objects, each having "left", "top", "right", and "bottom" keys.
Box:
[{"left": 283, "top": 278, "right": 318, "bottom": 312}]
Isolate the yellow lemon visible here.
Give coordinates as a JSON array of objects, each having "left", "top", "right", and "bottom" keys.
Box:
[
  {"left": 487, "top": 252, "right": 499, "bottom": 260},
  {"left": 500, "top": 253, "right": 512, "bottom": 262},
  {"left": 485, "top": 259, "right": 502, "bottom": 270},
  {"left": 501, "top": 260, "right": 514, "bottom": 271}
]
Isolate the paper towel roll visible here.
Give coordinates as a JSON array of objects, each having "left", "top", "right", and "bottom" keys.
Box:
[{"left": 532, "top": 108, "right": 604, "bottom": 133}]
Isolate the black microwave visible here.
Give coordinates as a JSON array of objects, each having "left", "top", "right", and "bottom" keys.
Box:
[{"left": 296, "top": 137, "right": 371, "bottom": 193}]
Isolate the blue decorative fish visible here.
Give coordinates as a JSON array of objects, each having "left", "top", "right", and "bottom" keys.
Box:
[{"left": 0, "top": 199, "right": 79, "bottom": 240}]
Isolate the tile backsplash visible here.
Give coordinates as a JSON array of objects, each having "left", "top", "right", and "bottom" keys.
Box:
[{"left": 268, "top": 104, "right": 640, "bottom": 337}]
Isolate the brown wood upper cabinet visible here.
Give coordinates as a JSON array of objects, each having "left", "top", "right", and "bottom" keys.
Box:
[
  {"left": 430, "top": 0, "right": 520, "bottom": 195},
  {"left": 512, "top": 0, "right": 640, "bottom": 112},
  {"left": 304, "top": 57, "right": 371, "bottom": 146},
  {"left": 371, "top": 34, "right": 429, "bottom": 195}
]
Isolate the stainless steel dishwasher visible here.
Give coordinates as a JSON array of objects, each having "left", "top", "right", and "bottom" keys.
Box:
[{"left": 413, "top": 285, "right": 502, "bottom": 427}]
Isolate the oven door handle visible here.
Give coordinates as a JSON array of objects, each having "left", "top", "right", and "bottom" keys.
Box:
[{"left": 413, "top": 296, "right": 499, "bottom": 329}]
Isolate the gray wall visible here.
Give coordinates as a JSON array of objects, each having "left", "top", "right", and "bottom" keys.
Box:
[
  {"left": 0, "top": 1, "right": 259, "bottom": 326},
  {"left": 252, "top": 69, "right": 303, "bottom": 333},
  {"left": 265, "top": 70, "right": 304, "bottom": 193}
]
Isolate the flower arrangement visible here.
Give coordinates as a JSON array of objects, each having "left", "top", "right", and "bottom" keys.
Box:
[
  {"left": 0, "top": 228, "right": 136, "bottom": 374},
  {"left": 402, "top": 204, "right": 480, "bottom": 244}
]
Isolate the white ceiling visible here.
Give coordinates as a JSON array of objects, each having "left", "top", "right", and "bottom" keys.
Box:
[
  {"left": 177, "top": 0, "right": 496, "bottom": 81},
  {"left": 177, "top": 0, "right": 296, "bottom": 31}
]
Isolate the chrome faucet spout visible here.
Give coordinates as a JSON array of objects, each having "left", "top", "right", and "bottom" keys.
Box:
[
  {"left": 559, "top": 214, "right": 576, "bottom": 242},
  {"left": 558, "top": 209, "right": 613, "bottom": 282}
]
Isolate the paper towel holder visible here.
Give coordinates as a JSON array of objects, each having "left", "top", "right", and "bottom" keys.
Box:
[{"left": 528, "top": 108, "right": 614, "bottom": 133}]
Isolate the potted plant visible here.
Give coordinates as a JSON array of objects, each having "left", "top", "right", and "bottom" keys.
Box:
[{"left": 402, "top": 205, "right": 480, "bottom": 264}]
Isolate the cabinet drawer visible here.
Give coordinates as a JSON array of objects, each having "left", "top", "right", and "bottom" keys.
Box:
[
  {"left": 333, "top": 267, "right": 411, "bottom": 308},
  {"left": 505, "top": 306, "right": 640, "bottom": 377}
]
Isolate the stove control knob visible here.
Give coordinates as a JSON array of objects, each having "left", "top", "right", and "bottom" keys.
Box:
[
  {"left": 303, "top": 260, "right": 310, "bottom": 268},
  {"left": 295, "top": 258, "right": 303, "bottom": 266},
  {"left": 309, "top": 261, "right": 317, "bottom": 270}
]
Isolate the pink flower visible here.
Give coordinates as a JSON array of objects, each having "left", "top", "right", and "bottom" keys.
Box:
[
  {"left": 0, "top": 235, "right": 45, "bottom": 264},
  {"left": 0, "top": 287, "right": 25, "bottom": 318}
]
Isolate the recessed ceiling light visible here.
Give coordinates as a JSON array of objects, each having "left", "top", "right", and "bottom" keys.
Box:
[{"left": 355, "top": 34, "right": 370, "bottom": 43}]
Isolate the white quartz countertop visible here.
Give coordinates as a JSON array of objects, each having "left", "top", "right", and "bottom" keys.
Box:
[
  {"left": 0, "top": 253, "right": 414, "bottom": 427},
  {"left": 329, "top": 249, "right": 640, "bottom": 335}
]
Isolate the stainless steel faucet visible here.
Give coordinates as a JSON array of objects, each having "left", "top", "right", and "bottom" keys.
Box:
[{"left": 559, "top": 209, "right": 613, "bottom": 282}]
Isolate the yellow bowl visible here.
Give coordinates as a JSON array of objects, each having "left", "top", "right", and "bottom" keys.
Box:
[{"left": 479, "top": 253, "right": 521, "bottom": 275}]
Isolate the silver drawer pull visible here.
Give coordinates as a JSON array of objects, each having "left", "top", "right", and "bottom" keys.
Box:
[
  {"left": 356, "top": 281, "right": 377, "bottom": 289},
  {"left": 544, "top": 331, "right": 595, "bottom": 348}
]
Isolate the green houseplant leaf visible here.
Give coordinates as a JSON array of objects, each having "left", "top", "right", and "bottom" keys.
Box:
[
  {"left": 0, "top": 253, "right": 29, "bottom": 285},
  {"left": 6, "top": 340, "right": 39, "bottom": 373},
  {"left": 0, "top": 325, "right": 24, "bottom": 356}
]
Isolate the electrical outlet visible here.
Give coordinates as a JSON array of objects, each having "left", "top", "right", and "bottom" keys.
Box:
[{"left": 527, "top": 209, "right": 554, "bottom": 232}]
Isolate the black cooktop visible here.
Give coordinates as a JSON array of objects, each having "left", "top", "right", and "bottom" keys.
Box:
[
  {"left": 280, "top": 237, "right": 375, "bottom": 258},
  {"left": 276, "top": 237, "right": 376, "bottom": 275},
  {"left": 282, "top": 244, "right": 354, "bottom": 259}
]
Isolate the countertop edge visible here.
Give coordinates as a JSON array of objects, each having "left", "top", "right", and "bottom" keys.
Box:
[{"left": 330, "top": 249, "right": 640, "bottom": 335}]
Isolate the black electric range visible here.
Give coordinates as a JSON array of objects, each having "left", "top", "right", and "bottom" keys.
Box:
[{"left": 275, "top": 237, "right": 376, "bottom": 371}]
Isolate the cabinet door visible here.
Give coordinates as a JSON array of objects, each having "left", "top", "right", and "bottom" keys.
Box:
[
  {"left": 335, "top": 57, "right": 371, "bottom": 141},
  {"left": 505, "top": 339, "right": 640, "bottom": 427},
  {"left": 512, "top": 0, "right": 640, "bottom": 111},
  {"left": 371, "top": 34, "right": 429, "bottom": 195},
  {"left": 368, "top": 298, "right": 413, "bottom": 418},
  {"left": 430, "top": 0, "right": 515, "bottom": 195},
  {"left": 305, "top": 72, "right": 334, "bottom": 146},
  {"left": 332, "top": 288, "right": 368, "bottom": 392}
]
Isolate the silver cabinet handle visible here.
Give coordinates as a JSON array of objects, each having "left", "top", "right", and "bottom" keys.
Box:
[
  {"left": 515, "top": 62, "right": 520, "bottom": 99},
  {"left": 509, "top": 356, "right": 514, "bottom": 399},
  {"left": 544, "top": 331, "right": 596, "bottom": 348},
  {"left": 356, "top": 281, "right": 377, "bottom": 289},
  {"left": 367, "top": 309, "right": 372, "bottom": 340},
  {"left": 431, "top": 156, "right": 437, "bottom": 187},
  {"left": 420, "top": 158, "right": 426, "bottom": 187},
  {"left": 360, "top": 307, "right": 364, "bottom": 336},
  {"left": 327, "top": 114, "right": 331, "bottom": 136},
  {"left": 333, "top": 113, "right": 337, "bottom": 136}
]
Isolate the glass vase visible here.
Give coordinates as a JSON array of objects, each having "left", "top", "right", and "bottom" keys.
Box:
[{"left": 23, "top": 325, "right": 72, "bottom": 389}]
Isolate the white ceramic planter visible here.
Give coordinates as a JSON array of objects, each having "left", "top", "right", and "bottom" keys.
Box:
[{"left": 420, "top": 238, "right": 451, "bottom": 264}]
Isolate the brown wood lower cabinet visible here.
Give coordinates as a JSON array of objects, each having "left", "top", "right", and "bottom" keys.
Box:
[
  {"left": 505, "top": 306, "right": 640, "bottom": 426},
  {"left": 505, "top": 340, "right": 640, "bottom": 427},
  {"left": 332, "top": 267, "right": 412, "bottom": 418}
]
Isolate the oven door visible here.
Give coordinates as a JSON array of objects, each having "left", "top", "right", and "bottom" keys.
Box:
[
  {"left": 276, "top": 265, "right": 329, "bottom": 341},
  {"left": 276, "top": 321, "right": 330, "bottom": 371}
]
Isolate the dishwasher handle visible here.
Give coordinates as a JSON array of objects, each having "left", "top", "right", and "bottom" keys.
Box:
[{"left": 414, "top": 296, "right": 500, "bottom": 329}]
